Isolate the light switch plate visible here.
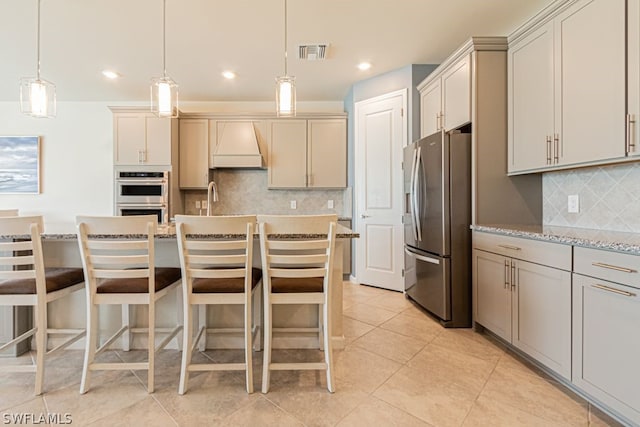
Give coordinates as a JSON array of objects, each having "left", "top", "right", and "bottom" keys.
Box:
[
  {"left": 290, "top": 200, "right": 297, "bottom": 209},
  {"left": 568, "top": 194, "right": 580, "bottom": 213},
  {"left": 195, "top": 200, "right": 201, "bottom": 209},
  {"left": 328, "top": 200, "right": 334, "bottom": 209}
]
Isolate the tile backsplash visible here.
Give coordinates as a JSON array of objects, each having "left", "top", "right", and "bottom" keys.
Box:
[
  {"left": 183, "top": 169, "right": 351, "bottom": 217},
  {"left": 543, "top": 162, "right": 640, "bottom": 232}
]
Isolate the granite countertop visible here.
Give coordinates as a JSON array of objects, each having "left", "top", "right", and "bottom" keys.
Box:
[
  {"left": 19, "top": 223, "right": 359, "bottom": 241},
  {"left": 471, "top": 224, "right": 640, "bottom": 255}
]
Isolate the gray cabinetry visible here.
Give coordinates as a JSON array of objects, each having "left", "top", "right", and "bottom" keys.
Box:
[
  {"left": 472, "top": 232, "right": 572, "bottom": 379},
  {"left": 508, "top": 0, "right": 627, "bottom": 174},
  {"left": 572, "top": 247, "right": 640, "bottom": 425}
]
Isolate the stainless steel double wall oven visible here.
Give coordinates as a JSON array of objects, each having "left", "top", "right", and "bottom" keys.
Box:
[{"left": 115, "top": 171, "right": 170, "bottom": 224}]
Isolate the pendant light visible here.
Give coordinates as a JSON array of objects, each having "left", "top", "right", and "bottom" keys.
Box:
[
  {"left": 151, "top": 0, "right": 178, "bottom": 118},
  {"left": 275, "top": 0, "right": 296, "bottom": 117},
  {"left": 20, "top": 0, "right": 55, "bottom": 118}
]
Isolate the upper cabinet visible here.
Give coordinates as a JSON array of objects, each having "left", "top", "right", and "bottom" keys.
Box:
[
  {"left": 179, "top": 119, "right": 210, "bottom": 189},
  {"left": 268, "top": 120, "right": 307, "bottom": 188},
  {"left": 268, "top": 117, "right": 347, "bottom": 189},
  {"left": 508, "top": 23, "right": 554, "bottom": 172},
  {"left": 508, "top": 0, "right": 626, "bottom": 174},
  {"left": 419, "top": 54, "right": 471, "bottom": 138},
  {"left": 418, "top": 37, "right": 543, "bottom": 226},
  {"left": 629, "top": 0, "right": 640, "bottom": 158},
  {"left": 111, "top": 108, "right": 177, "bottom": 166}
]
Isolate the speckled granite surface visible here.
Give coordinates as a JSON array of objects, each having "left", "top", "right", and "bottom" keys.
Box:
[
  {"left": 8, "top": 223, "right": 359, "bottom": 241},
  {"left": 472, "top": 224, "right": 640, "bottom": 255}
]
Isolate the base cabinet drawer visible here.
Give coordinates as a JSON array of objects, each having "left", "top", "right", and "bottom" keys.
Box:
[
  {"left": 574, "top": 246, "right": 640, "bottom": 289},
  {"left": 473, "top": 231, "right": 571, "bottom": 271},
  {"left": 572, "top": 273, "right": 640, "bottom": 425}
]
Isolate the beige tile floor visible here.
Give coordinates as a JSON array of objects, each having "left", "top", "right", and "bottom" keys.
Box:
[{"left": 0, "top": 281, "right": 625, "bottom": 426}]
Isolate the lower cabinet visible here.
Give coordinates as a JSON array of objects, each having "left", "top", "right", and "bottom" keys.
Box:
[
  {"left": 512, "top": 259, "right": 571, "bottom": 379},
  {"left": 473, "top": 232, "right": 572, "bottom": 380},
  {"left": 338, "top": 219, "right": 352, "bottom": 276},
  {"left": 572, "top": 247, "right": 640, "bottom": 426},
  {"left": 474, "top": 231, "right": 640, "bottom": 424}
]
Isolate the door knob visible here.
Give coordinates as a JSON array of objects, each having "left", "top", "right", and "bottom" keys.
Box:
[{"left": 360, "top": 214, "right": 370, "bottom": 218}]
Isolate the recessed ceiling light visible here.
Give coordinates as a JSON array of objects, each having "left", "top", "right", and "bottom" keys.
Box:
[
  {"left": 222, "top": 71, "right": 236, "bottom": 80},
  {"left": 357, "top": 62, "right": 372, "bottom": 71},
  {"left": 102, "top": 70, "right": 120, "bottom": 79}
]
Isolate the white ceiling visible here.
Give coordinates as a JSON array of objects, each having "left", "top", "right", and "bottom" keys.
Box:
[{"left": 0, "top": 0, "right": 553, "bottom": 103}]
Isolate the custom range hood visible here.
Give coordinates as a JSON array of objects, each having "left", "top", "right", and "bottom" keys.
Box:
[{"left": 212, "top": 121, "right": 264, "bottom": 168}]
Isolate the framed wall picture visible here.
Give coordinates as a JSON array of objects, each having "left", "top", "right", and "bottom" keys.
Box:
[{"left": 0, "top": 136, "right": 40, "bottom": 194}]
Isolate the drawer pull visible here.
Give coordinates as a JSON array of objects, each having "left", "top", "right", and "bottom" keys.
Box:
[
  {"left": 591, "top": 284, "right": 636, "bottom": 298},
  {"left": 591, "top": 262, "right": 637, "bottom": 274},
  {"left": 498, "top": 244, "right": 521, "bottom": 251},
  {"left": 504, "top": 260, "right": 510, "bottom": 289}
]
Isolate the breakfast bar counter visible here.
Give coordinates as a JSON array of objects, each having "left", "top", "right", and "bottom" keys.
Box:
[{"left": 36, "top": 223, "right": 359, "bottom": 351}]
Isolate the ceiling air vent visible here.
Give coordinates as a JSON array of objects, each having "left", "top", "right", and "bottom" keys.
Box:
[{"left": 298, "top": 44, "right": 329, "bottom": 60}]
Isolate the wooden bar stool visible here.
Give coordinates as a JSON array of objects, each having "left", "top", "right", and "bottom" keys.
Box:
[
  {"left": 258, "top": 214, "right": 337, "bottom": 393},
  {"left": 0, "top": 209, "right": 19, "bottom": 217},
  {"left": 0, "top": 215, "right": 85, "bottom": 395},
  {"left": 76, "top": 215, "right": 182, "bottom": 394},
  {"left": 175, "top": 215, "right": 262, "bottom": 394}
]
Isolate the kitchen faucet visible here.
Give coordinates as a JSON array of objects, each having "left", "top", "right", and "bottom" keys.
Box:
[{"left": 206, "top": 181, "right": 219, "bottom": 216}]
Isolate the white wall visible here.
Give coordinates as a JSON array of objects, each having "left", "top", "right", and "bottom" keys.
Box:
[{"left": 0, "top": 102, "right": 114, "bottom": 231}]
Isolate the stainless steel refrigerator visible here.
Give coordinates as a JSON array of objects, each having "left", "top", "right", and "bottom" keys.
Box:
[{"left": 403, "top": 130, "right": 471, "bottom": 327}]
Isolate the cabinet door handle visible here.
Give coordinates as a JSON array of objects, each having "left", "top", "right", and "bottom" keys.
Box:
[
  {"left": 591, "top": 284, "right": 636, "bottom": 298},
  {"left": 436, "top": 113, "right": 440, "bottom": 131},
  {"left": 627, "top": 114, "right": 636, "bottom": 154},
  {"left": 504, "top": 260, "right": 510, "bottom": 289},
  {"left": 498, "top": 244, "right": 521, "bottom": 251},
  {"left": 546, "top": 136, "right": 552, "bottom": 164},
  {"left": 553, "top": 134, "right": 559, "bottom": 163},
  {"left": 511, "top": 262, "right": 516, "bottom": 291},
  {"left": 591, "top": 262, "right": 637, "bottom": 274}
]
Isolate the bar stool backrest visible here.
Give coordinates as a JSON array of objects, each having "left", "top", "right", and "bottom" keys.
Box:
[
  {"left": 0, "top": 209, "right": 19, "bottom": 217},
  {"left": 76, "top": 215, "right": 158, "bottom": 295},
  {"left": 0, "top": 215, "right": 46, "bottom": 296}
]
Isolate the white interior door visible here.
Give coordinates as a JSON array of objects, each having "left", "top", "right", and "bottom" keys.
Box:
[{"left": 355, "top": 89, "right": 407, "bottom": 291}]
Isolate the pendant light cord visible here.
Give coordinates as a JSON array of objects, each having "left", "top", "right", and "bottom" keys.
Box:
[
  {"left": 36, "top": 0, "right": 41, "bottom": 80},
  {"left": 283, "top": 0, "right": 288, "bottom": 76},
  {"left": 162, "top": 0, "right": 167, "bottom": 77}
]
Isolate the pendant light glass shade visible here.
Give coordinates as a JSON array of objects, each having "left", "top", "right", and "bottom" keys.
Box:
[
  {"left": 151, "top": 76, "right": 178, "bottom": 118},
  {"left": 20, "top": 0, "right": 56, "bottom": 118},
  {"left": 276, "top": 76, "right": 296, "bottom": 117},
  {"left": 151, "top": 0, "right": 178, "bottom": 118},
  {"left": 20, "top": 78, "right": 56, "bottom": 118},
  {"left": 275, "top": 0, "right": 296, "bottom": 117}
]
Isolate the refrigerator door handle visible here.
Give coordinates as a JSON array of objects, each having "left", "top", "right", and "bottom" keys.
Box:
[
  {"left": 413, "top": 146, "right": 423, "bottom": 242},
  {"left": 409, "top": 147, "right": 419, "bottom": 242},
  {"left": 404, "top": 247, "right": 440, "bottom": 265}
]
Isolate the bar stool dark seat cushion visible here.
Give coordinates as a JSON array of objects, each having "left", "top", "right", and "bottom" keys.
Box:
[
  {"left": 97, "top": 267, "right": 181, "bottom": 294},
  {"left": 271, "top": 276, "right": 324, "bottom": 293},
  {"left": 192, "top": 267, "right": 262, "bottom": 293},
  {"left": 0, "top": 267, "right": 84, "bottom": 295}
]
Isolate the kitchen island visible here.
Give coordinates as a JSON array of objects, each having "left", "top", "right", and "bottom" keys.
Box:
[{"left": 37, "top": 223, "right": 358, "bottom": 351}]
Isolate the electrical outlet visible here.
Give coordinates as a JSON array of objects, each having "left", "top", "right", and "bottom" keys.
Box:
[
  {"left": 568, "top": 194, "right": 580, "bottom": 213},
  {"left": 290, "top": 200, "right": 297, "bottom": 209},
  {"left": 328, "top": 200, "right": 334, "bottom": 209},
  {"left": 201, "top": 200, "right": 208, "bottom": 209},
  {"left": 195, "top": 200, "right": 201, "bottom": 209}
]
